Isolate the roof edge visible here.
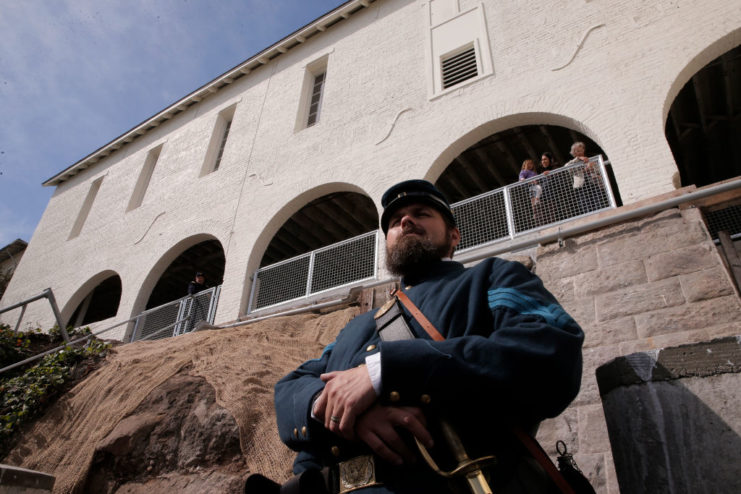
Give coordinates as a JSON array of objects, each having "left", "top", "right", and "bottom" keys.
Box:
[{"left": 43, "top": 0, "right": 375, "bottom": 187}]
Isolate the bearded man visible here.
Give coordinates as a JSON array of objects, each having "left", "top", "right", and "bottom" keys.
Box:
[{"left": 270, "top": 180, "right": 584, "bottom": 494}]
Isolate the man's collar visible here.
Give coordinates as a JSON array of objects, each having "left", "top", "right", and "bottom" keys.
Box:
[{"left": 400, "top": 258, "right": 463, "bottom": 286}]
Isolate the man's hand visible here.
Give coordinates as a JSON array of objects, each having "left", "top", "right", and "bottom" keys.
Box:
[
  {"left": 355, "top": 405, "right": 434, "bottom": 465},
  {"left": 314, "top": 366, "right": 377, "bottom": 438}
]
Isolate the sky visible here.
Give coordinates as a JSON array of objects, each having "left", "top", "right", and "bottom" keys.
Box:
[{"left": 0, "top": 0, "right": 346, "bottom": 247}]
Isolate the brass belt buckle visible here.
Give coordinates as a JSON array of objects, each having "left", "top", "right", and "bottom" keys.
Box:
[{"left": 338, "top": 455, "right": 383, "bottom": 493}]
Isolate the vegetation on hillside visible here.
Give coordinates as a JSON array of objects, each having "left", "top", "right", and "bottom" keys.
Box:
[{"left": 0, "top": 324, "right": 112, "bottom": 458}]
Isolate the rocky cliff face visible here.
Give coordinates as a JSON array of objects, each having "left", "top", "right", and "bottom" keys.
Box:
[{"left": 3, "top": 306, "right": 359, "bottom": 493}]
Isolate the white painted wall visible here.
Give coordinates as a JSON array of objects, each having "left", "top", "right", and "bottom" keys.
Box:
[{"left": 2, "top": 0, "right": 740, "bottom": 335}]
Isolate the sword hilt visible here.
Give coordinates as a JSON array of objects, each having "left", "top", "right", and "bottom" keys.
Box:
[{"left": 414, "top": 419, "right": 496, "bottom": 494}]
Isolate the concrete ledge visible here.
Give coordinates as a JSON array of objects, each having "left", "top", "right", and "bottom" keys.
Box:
[
  {"left": 0, "top": 464, "right": 55, "bottom": 493},
  {"left": 596, "top": 335, "right": 741, "bottom": 396}
]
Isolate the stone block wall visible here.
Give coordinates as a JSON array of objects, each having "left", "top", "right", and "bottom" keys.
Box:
[{"left": 533, "top": 207, "right": 741, "bottom": 494}]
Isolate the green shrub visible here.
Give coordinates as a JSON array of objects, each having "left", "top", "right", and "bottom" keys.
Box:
[{"left": 0, "top": 329, "right": 110, "bottom": 457}]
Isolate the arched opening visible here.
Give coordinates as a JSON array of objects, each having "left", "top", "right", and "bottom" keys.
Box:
[
  {"left": 260, "top": 191, "right": 378, "bottom": 266},
  {"left": 435, "top": 124, "right": 618, "bottom": 204},
  {"left": 146, "top": 239, "right": 226, "bottom": 309},
  {"left": 67, "top": 274, "right": 122, "bottom": 327},
  {"left": 665, "top": 44, "right": 741, "bottom": 188},
  {"left": 247, "top": 187, "right": 379, "bottom": 312},
  {"left": 431, "top": 123, "right": 620, "bottom": 251}
]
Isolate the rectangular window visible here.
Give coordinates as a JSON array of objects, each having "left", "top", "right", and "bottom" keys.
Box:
[
  {"left": 296, "top": 55, "right": 329, "bottom": 131},
  {"left": 127, "top": 144, "right": 163, "bottom": 211},
  {"left": 307, "top": 72, "right": 326, "bottom": 127},
  {"left": 213, "top": 118, "right": 232, "bottom": 171},
  {"left": 68, "top": 176, "right": 103, "bottom": 239},
  {"left": 441, "top": 44, "right": 478, "bottom": 89},
  {"left": 201, "top": 104, "right": 236, "bottom": 176}
]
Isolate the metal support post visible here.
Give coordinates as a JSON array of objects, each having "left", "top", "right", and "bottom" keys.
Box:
[
  {"left": 305, "top": 251, "right": 316, "bottom": 297},
  {"left": 503, "top": 188, "right": 516, "bottom": 239},
  {"left": 44, "top": 288, "right": 70, "bottom": 343},
  {"left": 597, "top": 156, "right": 617, "bottom": 208}
]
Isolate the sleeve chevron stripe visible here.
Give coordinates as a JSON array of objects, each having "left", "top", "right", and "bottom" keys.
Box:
[{"left": 487, "top": 287, "right": 575, "bottom": 329}]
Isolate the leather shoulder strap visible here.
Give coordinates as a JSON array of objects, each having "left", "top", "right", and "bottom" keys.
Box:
[{"left": 394, "top": 290, "right": 445, "bottom": 342}]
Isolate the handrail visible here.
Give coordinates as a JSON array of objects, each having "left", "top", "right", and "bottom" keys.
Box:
[
  {"left": 457, "top": 177, "right": 741, "bottom": 265},
  {"left": 226, "top": 177, "right": 741, "bottom": 328},
  {"left": 0, "top": 288, "right": 69, "bottom": 343},
  {"left": 0, "top": 288, "right": 217, "bottom": 375}
]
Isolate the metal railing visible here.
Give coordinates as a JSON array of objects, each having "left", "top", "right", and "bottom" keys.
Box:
[
  {"left": 129, "top": 285, "right": 221, "bottom": 342},
  {"left": 0, "top": 286, "right": 222, "bottom": 375},
  {"left": 247, "top": 157, "right": 615, "bottom": 313},
  {"left": 248, "top": 230, "right": 378, "bottom": 312},
  {"left": 0, "top": 288, "right": 70, "bottom": 342},
  {"left": 454, "top": 155, "right": 615, "bottom": 252}
]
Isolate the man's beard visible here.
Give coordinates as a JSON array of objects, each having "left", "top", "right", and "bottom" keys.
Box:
[{"left": 385, "top": 233, "right": 452, "bottom": 277}]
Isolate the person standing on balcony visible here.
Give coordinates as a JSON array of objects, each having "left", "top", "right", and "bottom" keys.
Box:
[
  {"left": 535, "top": 152, "right": 560, "bottom": 225},
  {"left": 185, "top": 272, "right": 208, "bottom": 333},
  {"left": 187, "top": 272, "right": 207, "bottom": 295},
  {"left": 520, "top": 159, "right": 542, "bottom": 230},
  {"left": 567, "top": 142, "right": 607, "bottom": 215},
  {"left": 263, "top": 180, "right": 584, "bottom": 494}
]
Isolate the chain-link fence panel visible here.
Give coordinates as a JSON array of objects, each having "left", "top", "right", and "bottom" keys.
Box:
[
  {"left": 251, "top": 254, "right": 311, "bottom": 311},
  {"left": 703, "top": 204, "right": 741, "bottom": 241},
  {"left": 131, "top": 299, "right": 182, "bottom": 342},
  {"left": 453, "top": 189, "right": 509, "bottom": 252},
  {"left": 130, "top": 286, "right": 220, "bottom": 342},
  {"left": 310, "top": 231, "right": 377, "bottom": 293},
  {"left": 250, "top": 232, "right": 379, "bottom": 312}
]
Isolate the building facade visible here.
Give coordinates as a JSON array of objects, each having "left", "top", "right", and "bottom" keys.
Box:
[{"left": 1, "top": 0, "right": 740, "bottom": 339}]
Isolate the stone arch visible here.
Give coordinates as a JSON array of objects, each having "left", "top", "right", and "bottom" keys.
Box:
[
  {"left": 662, "top": 29, "right": 741, "bottom": 127},
  {"left": 129, "top": 234, "right": 225, "bottom": 321},
  {"left": 425, "top": 113, "right": 618, "bottom": 204},
  {"left": 663, "top": 30, "right": 741, "bottom": 187},
  {"left": 240, "top": 182, "right": 378, "bottom": 314},
  {"left": 62, "top": 270, "right": 122, "bottom": 328}
]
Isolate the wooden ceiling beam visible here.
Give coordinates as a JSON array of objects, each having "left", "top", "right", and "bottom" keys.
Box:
[
  {"left": 539, "top": 125, "right": 567, "bottom": 165},
  {"left": 458, "top": 153, "right": 491, "bottom": 192}
]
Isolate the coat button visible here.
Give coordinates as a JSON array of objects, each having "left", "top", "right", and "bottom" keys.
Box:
[
  {"left": 331, "top": 446, "right": 341, "bottom": 457},
  {"left": 293, "top": 428, "right": 299, "bottom": 438},
  {"left": 389, "top": 391, "right": 400, "bottom": 402},
  {"left": 301, "top": 426, "right": 307, "bottom": 436},
  {"left": 366, "top": 344, "right": 376, "bottom": 352},
  {"left": 420, "top": 394, "right": 431, "bottom": 405}
]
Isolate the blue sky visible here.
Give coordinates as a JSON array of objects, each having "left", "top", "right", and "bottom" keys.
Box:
[{"left": 0, "top": 0, "right": 346, "bottom": 246}]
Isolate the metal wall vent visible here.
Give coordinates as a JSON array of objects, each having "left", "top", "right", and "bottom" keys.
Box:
[{"left": 442, "top": 46, "right": 478, "bottom": 89}]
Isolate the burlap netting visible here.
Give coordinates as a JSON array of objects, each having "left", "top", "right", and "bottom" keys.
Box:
[{"left": 4, "top": 306, "right": 359, "bottom": 493}]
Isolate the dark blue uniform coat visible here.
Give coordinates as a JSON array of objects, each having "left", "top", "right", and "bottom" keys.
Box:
[{"left": 274, "top": 258, "right": 583, "bottom": 492}]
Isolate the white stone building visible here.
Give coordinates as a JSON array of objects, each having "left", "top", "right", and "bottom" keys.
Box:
[{"left": 1, "top": 0, "right": 740, "bottom": 340}]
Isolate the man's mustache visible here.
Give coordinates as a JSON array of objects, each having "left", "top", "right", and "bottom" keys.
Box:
[{"left": 401, "top": 224, "right": 425, "bottom": 235}]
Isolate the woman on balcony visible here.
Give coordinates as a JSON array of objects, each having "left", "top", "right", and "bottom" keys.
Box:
[
  {"left": 567, "top": 142, "right": 607, "bottom": 216},
  {"left": 534, "top": 152, "right": 560, "bottom": 226}
]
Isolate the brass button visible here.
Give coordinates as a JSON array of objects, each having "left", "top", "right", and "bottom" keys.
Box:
[
  {"left": 331, "top": 446, "right": 341, "bottom": 457},
  {"left": 301, "top": 426, "right": 307, "bottom": 436},
  {"left": 293, "top": 428, "right": 299, "bottom": 438},
  {"left": 366, "top": 344, "right": 376, "bottom": 352},
  {"left": 389, "top": 391, "right": 400, "bottom": 402},
  {"left": 405, "top": 285, "right": 412, "bottom": 291},
  {"left": 420, "top": 394, "right": 431, "bottom": 405}
]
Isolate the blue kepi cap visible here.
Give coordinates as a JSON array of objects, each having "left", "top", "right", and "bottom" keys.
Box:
[{"left": 380, "top": 179, "right": 455, "bottom": 234}]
